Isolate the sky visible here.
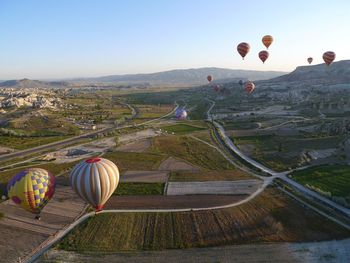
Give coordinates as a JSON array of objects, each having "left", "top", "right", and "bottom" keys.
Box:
[{"left": 0, "top": 0, "right": 350, "bottom": 79}]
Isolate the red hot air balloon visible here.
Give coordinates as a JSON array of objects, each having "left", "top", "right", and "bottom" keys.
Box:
[
  {"left": 244, "top": 81, "right": 255, "bottom": 94},
  {"left": 262, "top": 35, "right": 273, "bottom": 49},
  {"left": 207, "top": 75, "right": 213, "bottom": 82},
  {"left": 307, "top": 57, "right": 313, "bottom": 64},
  {"left": 259, "top": 51, "right": 269, "bottom": 63},
  {"left": 323, "top": 51, "right": 336, "bottom": 66},
  {"left": 237, "top": 42, "right": 250, "bottom": 60}
]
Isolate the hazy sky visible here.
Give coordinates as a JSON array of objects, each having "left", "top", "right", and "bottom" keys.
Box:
[{"left": 1, "top": 0, "right": 349, "bottom": 79}]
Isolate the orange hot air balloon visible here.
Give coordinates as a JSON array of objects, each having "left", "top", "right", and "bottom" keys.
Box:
[
  {"left": 262, "top": 35, "right": 273, "bottom": 49},
  {"left": 307, "top": 57, "right": 313, "bottom": 64},
  {"left": 323, "top": 51, "right": 335, "bottom": 66},
  {"left": 207, "top": 75, "right": 213, "bottom": 82},
  {"left": 244, "top": 81, "right": 255, "bottom": 94},
  {"left": 259, "top": 51, "right": 269, "bottom": 63},
  {"left": 237, "top": 42, "right": 250, "bottom": 59}
]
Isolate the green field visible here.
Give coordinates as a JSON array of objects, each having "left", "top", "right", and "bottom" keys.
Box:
[
  {"left": 161, "top": 123, "right": 206, "bottom": 134},
  {"left": 57, "top": 187, "right": 350, "bottom": 252},
  {"left": 114, "top": 182, "right": 164, "bottom": 195},
  {"left": 0, "top": 135, "right": 71, "bottom": 150},
  {"left": 102, "top": 151, "right": 166, "bottom": 172},
  {"left": 152, "top": 136, "right": 235, "bottom": 170},
  {"left": 291, "top": 165, "right": 350, "bottom": 203}
]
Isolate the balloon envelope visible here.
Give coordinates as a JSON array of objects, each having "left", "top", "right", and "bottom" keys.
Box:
[
  {"left": 238, "top": 80, "right": 244, "bottom": 86},
  {"left": 237, "top": 42, "right": 250, "bottom": 59},
  {"left": 175, "top": 108, "right": 187, "bottom": 119},
  {"left": 214, "top": 85, "right": 220, "bottom": 92},
  {"left": 207, "top": 75, "right": 213, "bottom": 82},
  {"left": 323, "top": 51, "right": 335, "bottom": 66},
  {"left": 259, "top": 50, "right": 269, "bottom": 63},
  {"left": 70, "top": 157, "right": 119, "bottom": 211},
  {"left": 262, "top": 35, "right": 273, "bottom": 49},
  {"left": 7, "top": 168, "right": 56, "bottom": 215},
  {"left": 244, "top": 81, "right": 255, "bottom": 94},
  {"left": 307, "top": 57, "right": 313, "bottom": 64}
]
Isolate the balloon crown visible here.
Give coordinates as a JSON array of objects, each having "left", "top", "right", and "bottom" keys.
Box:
[{"left": 86, "top": 157, "right": 101, "bottom": 163}]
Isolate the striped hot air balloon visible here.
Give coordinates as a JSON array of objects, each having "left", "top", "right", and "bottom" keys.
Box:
[
  {"left": 7, "top": 168, "right": 56, "bottom": 219},
  {"left": 237, "top": 42, "right": 250, "bottom": 59},
  {"left": 323, "top": 51, "right": 336, "bottom": 66},
  {"left": 307, "top": 57, "right": 313, "bottom": 64},
  {"left": 70, "top": 157, "right": 119, "bottom": 211},
  {"left": 259, "top": 50, "right": 269, "bottom": 63},
  {"left": 262, "top": 35, "right": 273, "bottom": 49},
  {"left": 244, "top": 81, "right": 255, "bottom": 94}
]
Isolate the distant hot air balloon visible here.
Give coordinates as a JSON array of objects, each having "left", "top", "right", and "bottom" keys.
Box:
[
  {"left": 207, "top": 75, "right": 213, "bottom": 82},
  {"left": 323, "top": 51, "right": 336, "bottom": 66},
  {"left": 262, "top": 35, "right": 273, "bottom": 49},
  {"left": 175, "top": 108, "right": 187, "bottom": 119},
  {"left": 259, "top": 50, "right": 269, "bottom": 63},
  {"left": 7, "top": 168, "right": 56, "bottom": 219},
  {"left": 70, "top": 157, "right": 119, "bottom": 212},
  {"left": 237, "top": 42, "right": 250, "bottom": 59},
  {"left": 244, "top": 81, "right": 255, "bottom": 94},
  {"left": 238, "top": 80, "right": 244, "bottom": 86},
  {"left": 307, "top": 57, "right": 313, "bottom": 64},
  {"left": 214, "top": 85, "right": 220, "bottom": 92}
]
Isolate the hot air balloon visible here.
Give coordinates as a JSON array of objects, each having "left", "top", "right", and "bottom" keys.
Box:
[
  {"left": 7, "top": 168, "right": 56, "bottom": 219},
  {"left": 70, "top": 157, "right": 119, "bottom": 212},
  {"left": 175, "top": 108, "right": 187, "bottom": 119},
  {"left": 323, "top": 51, "right": 336, "bottom": 66},
  {"left": 262, "top": 35, "right": 273, "bottom": 49},
  {"left": 238, "top": 80, "right": 244, "bottom": 86},
  {"left": 307, "top": 57, "right": 313, "bottom": 64},
  {"left": 207, "top": 75, "right": 213, "bottom": 82},
  {"left": 244, "top": 81, "right": 255, "bottom": 94},
  {"left": 259, "top": 51, "right": 269, "bottom": 63},
  {"left": 214, "top": 85, "right": 220, "bottom": 92},
  {"left": 237, "top": 42, "right": 250, "bottom": 59}
]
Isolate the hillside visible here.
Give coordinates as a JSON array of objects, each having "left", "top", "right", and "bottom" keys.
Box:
[
  {"left": 69, "top": 67, "right": 286, "bottom": 86},
  {"left": 0, "top": 78, "right": 69, "bottom": 88},
  {"left": 268, "top": 60, "right": 350, "bottom": 84}
]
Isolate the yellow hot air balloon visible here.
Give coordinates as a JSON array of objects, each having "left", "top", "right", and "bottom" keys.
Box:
[
  {"left": 70, "top": 157, "right": 119, "bottom": 211},
  {"left": 7, "top": 168, "right": 56, "bottom": 219}
]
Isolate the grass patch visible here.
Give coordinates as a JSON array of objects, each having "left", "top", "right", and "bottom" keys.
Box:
[
  {"left": 152, "top": 136, "right": 235, "bottom": 170},
  {"left": 114, "top": 182, "right": 164, "bottom": 195},
  {"left": 161, "top": 124, "right": 205, "bottom": 134},
  {"left": 103, "top": 151, "right": 166, "bottom": 172},
  {"left": 57, "top": 187, "right": 350, "bottom": 252}
]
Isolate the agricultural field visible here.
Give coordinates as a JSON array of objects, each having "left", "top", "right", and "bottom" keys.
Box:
[
  {"left": 169, "top": 170, "right": 253, "bottom": 182},
  {"left": 0, "top": 135, "right": 71, "bottom": 150},
  {"left": 57, "top": 187, "right": 350, "bottom": 252},
  {"left": 114, "top": 182, "right": 164, "bottom": 196},
  {"left": 291, "top": 165, "right": 350, "bottom": 205},
  {"left": 135, "top": 104, "right": 174, "bottom": 119},
  {"left": 161, "top": 123, "right": 206, "bottom": 134},
  {"left": 152, "top": 135, "right": 236, "bottom": 170},
  {"left": 102, "top": 151, "right": 166, "bottom": 172}
]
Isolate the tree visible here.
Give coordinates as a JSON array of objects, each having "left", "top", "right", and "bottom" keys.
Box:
[{"left": 115, "top": 135, "right": 120, "bottom": 147}]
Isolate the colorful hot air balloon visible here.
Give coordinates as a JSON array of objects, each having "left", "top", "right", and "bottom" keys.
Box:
[
  {"left": 259, "top": 50, "right": 269, "bottom": 63},
  {"left": 237, "top": 42, "right": 250, "bottom": 59},
  {"left": 70, "top": 157, "right": 119, "bottom": 212},
  {"left": 7, "top": 168, "right": 56, "bottom": 219},
  {"left": 207, "top": 75, "right": 213, "bottom": 82},
  {"left": 175, "top": 108, "right": 187, "bottom": 119},
  {"left": 323, "top": 51, "right": 336, "bottom": 66},
  {"left": 307, "top": 57, "right": 313, "bottom": 64},
  {"left": 244, "top": 81, "right": 255, "bottom": 94},
  {"left": 262, "top": 35, "right": 273, "bottom": 49}
]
